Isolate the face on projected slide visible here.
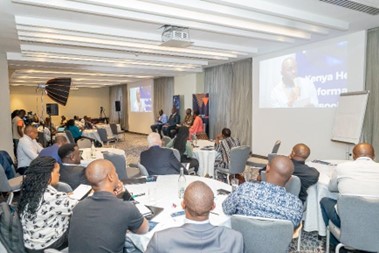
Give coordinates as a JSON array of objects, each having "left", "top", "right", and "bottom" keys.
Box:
[
  {"left": 271, "top": 57, "right": 319, "bottom": 108},
  {"left": 133, "top": 89, "right": 144, "bottom": 112}
]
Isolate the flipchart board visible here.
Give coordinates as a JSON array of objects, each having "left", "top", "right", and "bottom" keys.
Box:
[{"left": 331, "top": 91, "right": 369, "bottom": 144}]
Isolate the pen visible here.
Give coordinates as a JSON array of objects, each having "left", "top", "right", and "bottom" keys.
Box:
[
  {"left": 210, "top": 211, "right": 219, "bottom": 216},
  {"left": 132, "top": 193, "right": 146, "bottom": 198}
]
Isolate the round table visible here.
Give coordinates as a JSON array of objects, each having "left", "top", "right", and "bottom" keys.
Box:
[
  {"left": 126, "top": 175, "right": 232, "bottom": 251},
  {"left": 192, "top": 140, "right": 217, "bottom": 177}
]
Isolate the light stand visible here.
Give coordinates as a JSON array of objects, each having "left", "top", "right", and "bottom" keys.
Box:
[
  {"left": 48, "top": 113, "right": 53, "bottom": 146},
  {"left": 100, "top": 106, "right": 108, "bottom": 123}
]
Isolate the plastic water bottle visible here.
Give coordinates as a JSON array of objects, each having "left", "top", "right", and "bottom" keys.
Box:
[
  {"left": 192, "top": 134, "right": 197, "bottom": 146},
  {"left": 178, "top": 167, "right": 186, "bottom": 199},
  {"left": 91, "top": 141, "right": 96, "bottom": 158}
]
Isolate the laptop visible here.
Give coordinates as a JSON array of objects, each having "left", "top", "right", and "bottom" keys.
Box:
[{"left": 57, "top": 126, "right": 65, "bottom": 132}]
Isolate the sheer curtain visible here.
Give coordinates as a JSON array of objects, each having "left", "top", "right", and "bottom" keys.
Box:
[
  {"left": 109, "top": 84, "right": 128, "bottom": 130},
  {"left": 362, "top": 27, "right": 379, "bottom": 154},
  {"left": 153, "top": 77, "right": 174, "bottom": 117},
  {"left": 204, "top": 58, "right": 252, "bottom": 147}
]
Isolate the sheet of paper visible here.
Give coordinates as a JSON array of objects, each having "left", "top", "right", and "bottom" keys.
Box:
[{"left": 71, "top": 184, "right": 92, "bottom": 200}]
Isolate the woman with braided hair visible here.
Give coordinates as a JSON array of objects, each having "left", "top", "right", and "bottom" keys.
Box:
[{"left": 18, "top": 157, "right": 78, "bottom": 252}]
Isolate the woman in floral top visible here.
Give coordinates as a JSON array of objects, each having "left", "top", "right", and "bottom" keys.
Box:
[{"left": 18, "top": 157, "right": 78, "bottom": 252}]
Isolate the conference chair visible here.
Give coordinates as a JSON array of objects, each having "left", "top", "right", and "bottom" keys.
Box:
[
  {"left": 76, "top": 138, "right": 92, "bottom": 149},
  {"left": 64, "top": 130, "right": 75, "bottom": 144},
  {"left": 44, "top": 248, "right": 69, "bottom": 253},
  {"left": 0, "top": 164, "right": 23, "bottom": 204},
  {"left": 137, "top": 162, "right": 149, "bottom": 177},
  {"left": 109, "top": 123, "right": 124, "bottom": 142},
  {"left": 161, "top": 136, "right": 171, "bottom": 147},
  {"left": 166, "top": 148, "right": 196, "bottom": 175},
  {"left": 231, "top": 215, "right": 293, "bottom": 253},
  {"left": 97, "top": 128, "right": 117, "bottom": 146},
  {"left": 214, "top": 145, "right": 250, "bottom": 185},
  {"left": 246, "top": 141, "right": 280, "bottom": 168},
  {"left": 260, "top": 171, "right": 303, "bottom": 251},
  {"left": 271, "top": 140, "right": 281, "bottom": 153},
  {"left": 0, "top": 150, "right": 17, "bottom": 179},
  {"left": 260, "top": 171, "right": 301, "bottom": 196},
  {"left": 170, "top": 148, "right": 181, "bottom": 162},
  {"left": 37, "top": 131, "right": 48, "bottom": 147},
  {"left": 103, "top": 152, "right": 128, "bottom": 181},
  {"left": 326, "top": 195, "right": 379, "bottom": 253},
  {"left": 54, "top": 182, "right": 73, "bottom": 193}
]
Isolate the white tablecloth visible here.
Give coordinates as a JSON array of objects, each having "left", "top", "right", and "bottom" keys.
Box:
[
  {"left": 126, "top": 175, "right": 231, "bottom": 251},
  {"left": 303, "top": 160, "right": 346, "bottom": 236},
  {"left": 192, "top": 140, "right": 217, "bottom": 177},
  {"left": 82, "top": 129, "right": 102, "bottom": 144},
  {"left": 80, "top": 147, "right": 126, "bottom": 167}
]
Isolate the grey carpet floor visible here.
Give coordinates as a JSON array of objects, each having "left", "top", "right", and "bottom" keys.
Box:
[{"left": 115, "top": 132, "right": 328, "bottom": 253}]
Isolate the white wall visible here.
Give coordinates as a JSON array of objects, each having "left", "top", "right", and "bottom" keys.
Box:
[
  {"left": 0, "top": 52, "right": 14, "bottom": 158},
  {"left": 174, "top": 73, "right": 204, "bottom": 118},
  {"left": 10, "top": 86, "right": 110, "bottom": 126}
]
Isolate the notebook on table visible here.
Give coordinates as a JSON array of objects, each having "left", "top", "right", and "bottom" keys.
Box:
[
  {"left": 135, "top": 204, "right": 164, "bottom": 220},
  {"left": 71, "top": 184, "right": 92, "bottom": 200}
]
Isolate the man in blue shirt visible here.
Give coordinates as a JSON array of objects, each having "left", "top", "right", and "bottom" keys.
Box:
[
  {"left": 150, "top": 109, "right": 168, "bottom": 136},
  {"left": 223, "top": 155, "right": 303, "bottom": 228},
  {"left": 39, "top": 135, "right": 68, "bottom": 164}
]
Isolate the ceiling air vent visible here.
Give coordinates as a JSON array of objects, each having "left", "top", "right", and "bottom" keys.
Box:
[{"left": 320, "top": 0, "right": 379, "bottom": 15}]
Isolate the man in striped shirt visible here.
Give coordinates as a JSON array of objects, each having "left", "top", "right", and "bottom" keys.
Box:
[{"left": 214, "top": 128, "right": 240, "bottom": 169}]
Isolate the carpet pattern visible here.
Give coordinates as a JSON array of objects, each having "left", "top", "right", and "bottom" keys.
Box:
[{"left": 115, "top": 132, "right": 328, "bottom": 253}]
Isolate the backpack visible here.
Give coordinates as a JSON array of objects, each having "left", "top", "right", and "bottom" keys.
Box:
[{"left": 0, "top": 202, "right": 27, "bottom": 253}]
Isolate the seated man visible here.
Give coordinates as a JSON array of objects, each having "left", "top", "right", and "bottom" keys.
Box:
[
  {"left": 17, "top": 125, "right": 43, "bottom": 175},
  {"left": 320, "top": 143, "right": 379, "bottom": 247},
  {"left": 69, "top": 159, "right": 148, "bottom": 253},
  {"left": 140, "top": 132, "right": 183, "bottom": 175},
  {"left": 83, "top": 115, "right": 94, "bottom": 129},
  {"left": 214, "top": 128, "right": 240, "bottom": 169},
  {"left": 223, "top": 155, "right": 303, "bottom": 228},
  {"left": 150, "top": 109, "right": 168, "bottom": 135},
  {"left": 289, "top": 143, "right": 319, "bottom": 203},
  {"left": 58, "top": 143, "right": 87, "bottom": 189},
  {"left": 182, "top": 108, "right": 194, "bottom": 127},
  {"left": 39, "top": 135, "right": 68, "bottom": 164},
  {"left": 162, "top": 107, "right": 180, "bottom": 138},
  {"left": 146, "top": 181, "right": 243, "bottom": 253}
]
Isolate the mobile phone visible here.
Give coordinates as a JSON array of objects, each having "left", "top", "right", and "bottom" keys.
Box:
[
  {"left": 170, "top": 210, "right": 185, "bottom": 217},
  {"left": 146, "top": 175, "right": 158, "bottom": 182},
  {"left": 217, "top": 189, "right": 231, "bottom": 195}
]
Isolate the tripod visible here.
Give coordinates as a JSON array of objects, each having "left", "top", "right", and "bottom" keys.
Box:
[{"left": 100, "top": 106, "right": 107, "bottom": 123}]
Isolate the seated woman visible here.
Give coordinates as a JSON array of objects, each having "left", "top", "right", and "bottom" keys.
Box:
[
  {"left": 66, "top": 119, "right": 82, "bottom": 142},
  {"left": 18, "top": 157, "right": 79, "bottom": 253},
  {"left": 167, "top": 126, "right": 199, "bottom": 174},
  {"left": 189, "top": 110, "right": 204, "bottom": 139}
]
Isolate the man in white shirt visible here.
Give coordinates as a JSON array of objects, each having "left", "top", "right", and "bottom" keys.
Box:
[
  {"left": 17, "top": 125, "right": 43, "bottom": 174},
  {"left": 271, "top": 57, "right": 318, "bottom": 108},
  {"left": 145, "top": 181, "right": 243, "bottom": 253},
  {"left": 320, "top": 143, "right": 379, "bottom": 247}
]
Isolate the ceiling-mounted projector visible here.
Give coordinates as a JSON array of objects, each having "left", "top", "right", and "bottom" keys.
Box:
[{"left": 160, "top": 25, "right": 193, "bottom": 48}]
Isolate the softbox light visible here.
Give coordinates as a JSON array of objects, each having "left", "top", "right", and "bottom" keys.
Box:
[{"left": 38, "top": 78, "right": 71, "bottom": 106}]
